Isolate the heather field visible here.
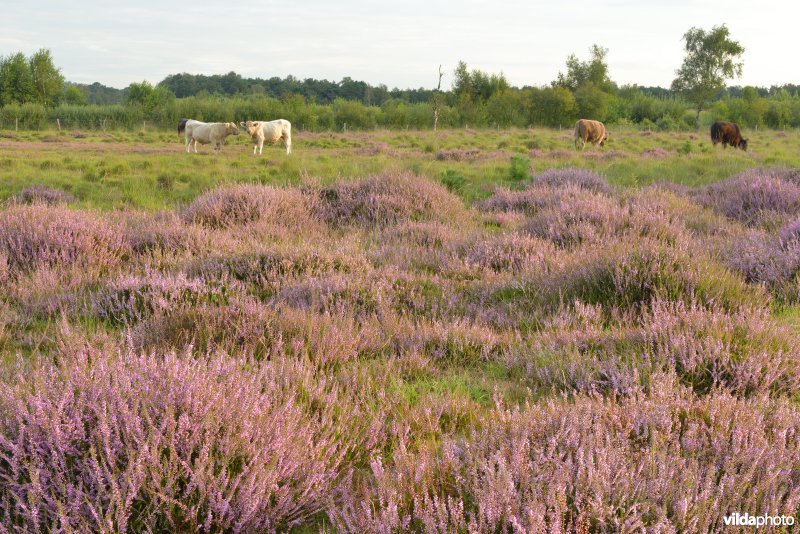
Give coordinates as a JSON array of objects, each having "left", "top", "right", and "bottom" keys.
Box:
[{"left": 2, "top": 127, "right": 800, "bottom": 532}]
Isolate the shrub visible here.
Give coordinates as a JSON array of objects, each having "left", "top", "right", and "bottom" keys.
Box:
[
  {"left": 435, "top": 148, "right": 481, "bottom": 161},
  {"left": 9, "top": 185, "right": 76, "bottom": 205},
  {"left": 182, "top": 184, "right": 318, "bottom": 230},
  {"left": 529, "top": 167, "right": 612, "bottom": 194},
  {"left": 721, "top": 230, "right": 800, "bottom": 302},
  {"left": 697, "top": 168, "right": 800, "bottom": 226},
  {"left": 522, "top": 189, "right": 628, "bottom": 248},
  {"left": 515, "top": 299, "right": 800, "bottom": 396},
  {"left": 318, "top": 171, "right": 467, "bottom": 227},
  {"left": 440, "top": 169, "right": 467, "bottom": 193},
  {"left": 0, "top": 204, "right": 127, "bottom": 276},
  {"left": 122, "top": 210, "right": 206, "bottom": 254},
  {"left": 508, "top": 155, "right": 529, "bottom": 181},
  {"left": 506, "top": 239, "right": 767, "bottom": 313},
  {"left": 334, "top": 375, "right": 800, "bottom": 532},
  {"left": 0, "top": 349, "right": 353, "bottom": 532},
  {"left": 466, "top": 233, "right": 561, "bottom": 273},
  {"left": 89, "top": 270, "right": 236, "bottom": 326}
]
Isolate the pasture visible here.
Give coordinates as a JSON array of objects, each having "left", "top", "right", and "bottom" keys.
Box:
[{"left": 2, "top": 125, "right": 800, "bottom": 531}]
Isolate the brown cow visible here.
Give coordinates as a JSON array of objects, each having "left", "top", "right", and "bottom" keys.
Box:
[
  {"left": 574, "top": 119, "right": 608, "bottom": 150},
  {"left": 710, "top": 121, "right": 748, "bottom": 151}
]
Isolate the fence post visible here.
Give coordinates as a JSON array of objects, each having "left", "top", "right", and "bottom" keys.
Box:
[
  {"left": 143, "top": 121, "right": 147, "bottom": 131},
  {"left": 15, "top": 118, "right": 18, "bottom": 131},
  {"left": 57, "top": 118, "right": 61, "bottom": 131}
]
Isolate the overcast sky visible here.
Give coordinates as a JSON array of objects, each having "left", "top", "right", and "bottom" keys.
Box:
[{"left": 1, "top": 1, "right": 795, "bottom": 90}]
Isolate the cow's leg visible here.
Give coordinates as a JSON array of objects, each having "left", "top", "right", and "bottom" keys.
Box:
[
  {"left": 285, "top": 134, "right": 291, "bottom": 155},
  {"left": 185, "top": 136, "right": 191, "bottom": 153}
]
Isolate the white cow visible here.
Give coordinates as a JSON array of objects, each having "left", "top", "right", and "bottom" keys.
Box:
[
  {"left": 239, "top": 120, "right": 292, "bottom": 155},
  {"left": 181, "top": 119, "right": 240, "bottom": 154}
]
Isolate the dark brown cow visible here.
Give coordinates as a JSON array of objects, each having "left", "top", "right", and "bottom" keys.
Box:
[{"left": 710, "top": 121, "right": 748, "bottom": 151}]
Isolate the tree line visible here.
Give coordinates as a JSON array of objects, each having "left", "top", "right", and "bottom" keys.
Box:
[{"left": 2, "top": 27, "right": 800, "bottom": 132}]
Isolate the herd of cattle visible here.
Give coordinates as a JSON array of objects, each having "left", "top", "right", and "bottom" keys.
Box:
[
  {"left": 573, "top": 118, "right": 748, "bottom": 152},
  {"left": 175, "top": 117, "right": 749, "bottom": 156},
  {"left": 177, "top": 118, "right": 292, "bottom": 155}
]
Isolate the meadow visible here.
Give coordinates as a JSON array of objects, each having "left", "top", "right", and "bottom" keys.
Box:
[{"left": 1, "top": 125, "right": 800, "bottom": 532}]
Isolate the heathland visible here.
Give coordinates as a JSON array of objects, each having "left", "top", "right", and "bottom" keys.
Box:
[{"left": 1, "top": 126, "right": 800, "bottom": 531}]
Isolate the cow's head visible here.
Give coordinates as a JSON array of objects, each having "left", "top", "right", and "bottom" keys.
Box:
[
  {"left": 226, "top": 122, "right": 240, "bottom": 135},
  {"left": 739, "top": 138, "right": 748, "bottom": 151},
  {"left": 239, "top": 120, "right": 260, "bottom": 136},
  {"left": 600, "top": 131, "right": 609, "bottom": 147}
]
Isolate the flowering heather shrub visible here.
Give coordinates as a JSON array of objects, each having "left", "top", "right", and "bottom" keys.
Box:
[
  {"left": 273, "top": 273, "right": 384, "bottom": 317},
  {"left": 779, "top": 218, "right": 800, "bottom": 245},
  {"left": 477, "top": 185, "right": 553, "bottom": 215},
  {"left": 188, "top": 241, "right": 368, "bottom": 291},
  {"left": 721, "top": 230, "right": 800, "bottom": 294},
  {"left": 368, "top": 222, "right": 468, "bottom": 274},
  {"left": 0, "top": 204, "right": 127, "bottom": 276},
  {"left": 0, "top": 349, "right": 353, "bottom": 532},
  {"left": 181, "top": 184, "right": 319, "bottom": 230},
  {"left": 122, "top": 210, "right": 206, "bottom": 254},
  {"left": 90, "top": 270, "right": 237, "bottom": 325},
  {"left": 507, "top": 238, "right": 768, "bottom": 313},
  {"left": 623, "top": 187, "right": 723, "bottom": 246},
  {"left": 515, "top": 299, "right": 799, "bottom": 396},
  {"left": 435, "top": 148, "right": 481, "bottom": 161},
  {"left": 9, "top": 185, "right": 76, "bottom": 205},
  {"left": 381, "top": 221, "right": 463, "bottom": 250},
  {"left": 357, "top": 142, "right": 398, "bottom": 157},
  {"left": 318, "top": 171, "right": 467, "bottom": 227},
  {"left": 399, "top": 318, "right": 512, "bottom": 364},
  {"left": 6, "top": 266, "right": 87, "bottom": 318},
  {"left": 466, "top": 233, "right": 561, "bottom": 273},
  {"left": 271, "top": 306, "right": 386, "bottom": 366},
  {"left": 640, "top": 147, "right": 676, "bottom": 159},
  {"left": 697, "top": 168, "right": 800, "bottom": 226},
  {"left": 334, "top": 375, "right": 800, "bottom": 532},
  {"left": 529, "top": 167, "right": 612, "bottom": 194},
  {"left": 523, "top": 189, "right": 629, "bottom": 248},
  {"left": 643, "top": 300, "right": 800, "bottom": 395}
]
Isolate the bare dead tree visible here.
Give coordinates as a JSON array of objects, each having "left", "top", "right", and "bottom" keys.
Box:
[{"left": 432, "top": 65, "right": 444, "bottom": 131}]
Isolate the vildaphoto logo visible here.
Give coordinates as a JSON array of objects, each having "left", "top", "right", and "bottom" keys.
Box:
[{"left": 723, "top": 512, "right": 795, "bottom": 528}]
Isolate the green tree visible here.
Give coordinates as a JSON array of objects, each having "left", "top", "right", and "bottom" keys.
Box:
[
  {"left": 555, "top": 45, "right": 614, "bottom": 93},
  {"left": 63, "top": 85, "right": 88, "bottom": 105},
  {"left": 29, "top": 48, "right": 64, "bottom": 106},
  {"left": 452, "top": 61, "right": 509, "bottom": 103},
  {"left": 574, "top": 82, "right": 611, "bottom": 121},
  {"left": 0, "top": 52, "right": 35, "bottom": 105},
  {"left": 671, "top": 24, "right": 745, "bottom": 130},
  {"left": 527, "top": 86, "right": 577, "bottom": 127}
]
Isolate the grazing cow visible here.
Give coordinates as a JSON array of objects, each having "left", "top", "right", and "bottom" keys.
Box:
[
  {"left": 574, "top": 119, "right": 608, "bottom": 150},
  {"left": 183, "top": 119, "right": 240, "bottom": 154},
  {"left": 239, "top": 120, "right": 292, "bottom": 155},
  {"left": 710, "top": 121, "right": 748, "bottom": 151}
]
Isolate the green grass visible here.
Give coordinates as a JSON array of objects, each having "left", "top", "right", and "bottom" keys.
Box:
[{"left": 1, "top": 126, "right": 798, "bottom": 210}]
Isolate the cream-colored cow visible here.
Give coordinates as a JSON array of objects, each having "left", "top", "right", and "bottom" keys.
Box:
[
  {"left": 239, "top": 119, "right": 292, "bottom": 155},
  {"left": 181, "top": 119, "right": 240, "bottom": 154}
]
